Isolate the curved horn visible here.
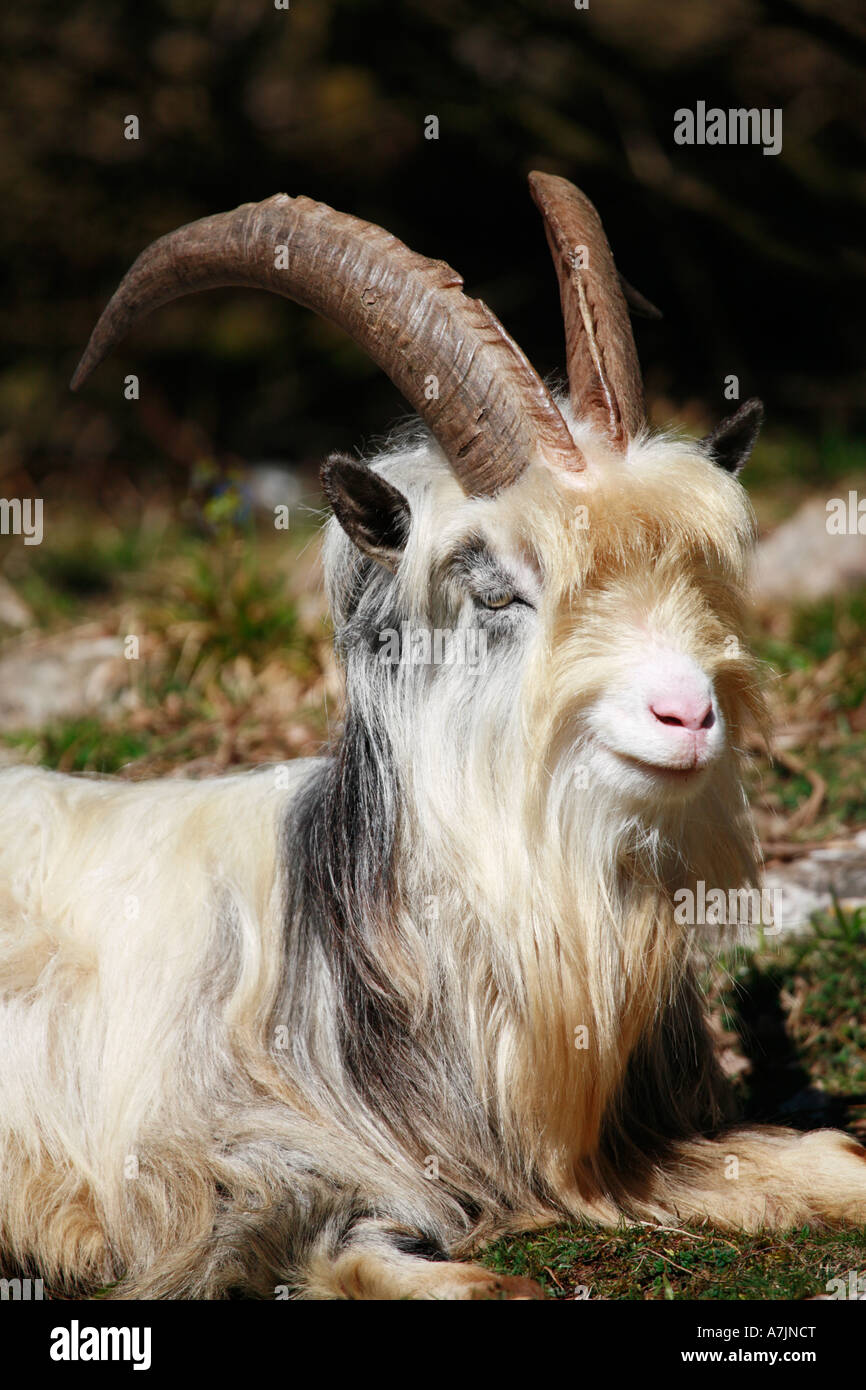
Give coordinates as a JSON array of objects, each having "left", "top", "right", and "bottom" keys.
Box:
[
  {"left": 71, "top": 193, "right": 583, "bottom": 496},
  {"left": 529, "top": 172, "right": 645, "bottom": 449}
]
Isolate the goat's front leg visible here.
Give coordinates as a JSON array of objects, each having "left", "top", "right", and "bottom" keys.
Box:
[
  {"left": 631, "top": 1126, "right": 866, "bottom": 1231},
  {"left": 112, "top": 1206, "right": 543, "bottom": 1301},
  {"left": 298, "top": 1217, "right": 543, "bottom": 1300}
]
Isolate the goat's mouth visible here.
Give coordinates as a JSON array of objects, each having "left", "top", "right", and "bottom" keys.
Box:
[
  {"left": 623, "top": 752, "right": 704, "bottom": 776},
  {"left": 606, "top": 748, "right": 711, "bottom": 783}
]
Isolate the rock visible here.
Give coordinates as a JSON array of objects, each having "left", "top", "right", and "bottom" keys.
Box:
[
  {"left": 0, "top": 627, "right": 128, "bottom": 729},
  {"left": 761, "top": 833, "right": 866, "bottom": 935}
]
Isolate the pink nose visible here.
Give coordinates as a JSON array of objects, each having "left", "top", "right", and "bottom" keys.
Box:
[{"left": 650, "top": 695, "right": 715, "bottom": 733}]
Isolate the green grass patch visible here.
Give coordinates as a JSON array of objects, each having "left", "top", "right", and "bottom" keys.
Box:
[
  {"left": 1, "top": 502, "right": 327, "bottom": 775},
  {"left": 754, "top": 586, "right": 866, "bottom": 701},
  {"left": 166, "top": 545, "right": 313, "bottom": 673},
  {"left": 747, "top": 584, "right": 866, "bottom": 838},
  {"left": 723, "top": 904, "right": 866, "bottom": 1104},
  {"left": 480, "top": 1224, "right": 866, "bottom": 1300},
  {"left": 2, "top": 721, "right": 158, "bottom": 774}
]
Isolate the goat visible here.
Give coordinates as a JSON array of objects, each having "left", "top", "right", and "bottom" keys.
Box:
[{"left": 1, "top": 173, "right": 864, "bottom": 1299}]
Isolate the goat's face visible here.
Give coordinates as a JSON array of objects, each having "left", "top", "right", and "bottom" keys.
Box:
[{"left": 323, "top": 407, "right": 764, "bottom": 840}]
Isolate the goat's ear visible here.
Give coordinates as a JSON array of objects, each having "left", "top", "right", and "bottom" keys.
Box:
[
  {"left": 320, "top": 454, "right": 411, "bottom": 571},
  {"left": 701, "top": 398, "right": 764, "bottom": 476}
]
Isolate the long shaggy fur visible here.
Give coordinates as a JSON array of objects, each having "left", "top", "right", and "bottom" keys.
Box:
[{"left": 1, "top": 409, "right": 865, "bottom": 1299}]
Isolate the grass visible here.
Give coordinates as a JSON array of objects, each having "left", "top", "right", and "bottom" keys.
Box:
[
  {"left": 1, "top": 503, "right": 331, "bottom": 776},
  {"left": 480, "top": 1225, "right": 866, "bottom": 1300},
  {"left": 721, "top": 903, "right": 866, "bottom": 1118},
  {"left": 748, "top": 584, "right": 866, "bottom": 844},
  {"left": 1, "top": 720, "right": 153, "bottom": 775}
]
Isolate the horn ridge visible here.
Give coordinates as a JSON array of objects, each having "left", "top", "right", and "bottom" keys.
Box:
[
  {"left": 72, "top": 192, "right": 583, "bottom": 496},
  {"left": 529, "top": 171, "right": 645, "bottom": 448}
]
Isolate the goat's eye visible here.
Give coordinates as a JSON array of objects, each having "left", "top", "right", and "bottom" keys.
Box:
[{"left": 480, "top": 591, "right": 515, "bottom": 610}]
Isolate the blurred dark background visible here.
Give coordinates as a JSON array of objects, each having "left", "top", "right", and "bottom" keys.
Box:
[{"left": 2, "top": 0, "right": 865, "bottom": 503}]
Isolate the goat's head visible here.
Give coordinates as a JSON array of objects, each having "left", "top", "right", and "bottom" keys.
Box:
[{"left": 72, "top": 174, "right": 765, "bottom": 857}]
